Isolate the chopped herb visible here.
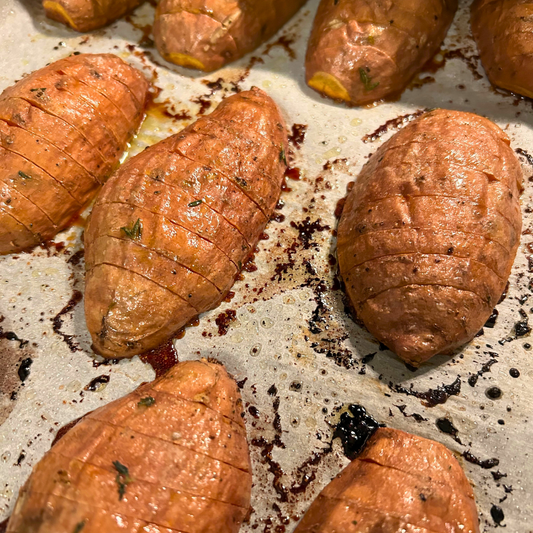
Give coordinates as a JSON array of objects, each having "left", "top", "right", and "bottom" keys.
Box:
[
  {"left": 188, "top": 200, "right": 203, "bottom": 207},
  {"left": 367, "top": 35, "right": 375, "bottom": 45},
  {"left": 18, "top": 171, "right": 32, "bottom": 180},
  {"left": 359, "top": 67, "right": 380, "bottom": 91},
  {"left": 138, "top": 396, "right": 156, "bottom": 407},
  {"left": 73, "top": 521, "right": 86, "bottom": 533},
  {"left": 279, "top": 146, "right": 287, "bottom": 165},
  {"left": 113, "top": 460, "right": 133, "bottom": 501},
  {"left": 30, "top": 88, "right": 46, "bottom": 92},
  {"left": 121, "top": 218, "right": 142, "bottom": 240},
  {"left": 234, "top": 177, "right": 248, "bottom": 188}
]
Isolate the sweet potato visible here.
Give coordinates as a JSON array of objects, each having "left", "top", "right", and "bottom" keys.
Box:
[
  {"left": 43, "top": 0, "right": 144, "bottom": 32},
  {"left": 305, "top": 0, "right": 458, "bottom": 105},
  {"left": 0, "top": 53, "right": 149, "bottom": 255},
  {"left": 471, "top": 0, "right": 533, "bottom": 98},
  {"left": 84, "top": 87, "right": 288, "bottom": 358},
  {"left": 337, "top": 109, "right": 522, "bottom": 366},
  {"left": 7, "top": 359, "right": 252, "bottom": 533},
  {"left": 295, "top": 427, "right": 479, "bottom": 533},
  {"left": 153, "top": 0, "right": 308, "bottom": 71}
]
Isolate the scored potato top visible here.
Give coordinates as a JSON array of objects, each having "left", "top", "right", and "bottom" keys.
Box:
[
  {"left": 471, "top": 0, "right": 533, "bottom": 99},
  {"left": 337, "top": 109, "right": 523, "bottom": 366}
]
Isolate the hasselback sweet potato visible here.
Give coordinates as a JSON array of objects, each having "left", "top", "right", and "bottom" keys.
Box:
[
  {"left": 153, "top": 0, "right": 308, "bottom": 71},
  {"left": 84, "top": 87, "right": 288, "bottom": 358},
  {"left": 337, "top": 109, "right": 522, "bottom": 366},
  {"left": 471, "top": 0, "right": 533, "bottom": 98},
  {"left": 8, "top": 359, "right": 252, "bottom": 533},
  {"left": 43, "top": 0, "right": 145, "bottom": 32},
  {"left": 305, "top": 0, "right": 458, "bottom": 106},
  {"left": 295, "top": 427, "right": 479, "bottom": 532},
  {"left": 0, "top": 53, "right": 149, "bottom": 254}
]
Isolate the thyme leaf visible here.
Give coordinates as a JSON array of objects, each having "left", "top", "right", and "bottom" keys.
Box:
[
  {"left": 279, "top": 146, "right": 287, "bottom": 165},
  {"left": 138, "top": 396, "right": 156, "bottom": 407},
  {"left": 73, "top": 521, "right": 86, "bottom": 533},
  {"left": 121, "top": 218, "right": 142, "bottom": 240},
  {"left": 188, "top": 200, "right": 203, "bottom": 207},
  {"left": 359, "top": 68, "right": 379, "bottom": 91},
  {"left": 18, "top": 171, "right": 32, "bottom": 180},
  {"left": 113, "top": 460, "right": 133, "bottom": 501}
]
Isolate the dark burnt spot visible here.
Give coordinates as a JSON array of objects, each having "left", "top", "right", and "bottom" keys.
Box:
[
  {"left": 468, "top": 357, "right": 498, "bottom": 387},
  {"left": 484, "top": 309, "right": 499, "bottom": 328},
  {"left": 362, "top": 110, "right": 425, "bottom": 143},
  {"left": 509, "top": 368, "right": 520, "bottom": 378},
  {"left": 215, "top": 309, "right": 237, "bottom": 336},
  {"left": 333, "top": 404, "right": 382, "bottom": 460},
  {"left": 248, "top": 405, "right": 260, "bottom": 419},
  {"left": 486, "top": 386, "right": 502, "bottom": 400},
  {"left": 462, "top": 450, "right": 499, "bottom": 469},
  {"left": 285, "top": 167, "right": 301, "bottom": 181},
  {"left": 84, "top": 375, "right": 110, "bottom": 392},
  {"left": 139, "top": 338, "right": 179, "bottom": 378},
  {"left": 17, "top": 358, "right": 32, "bottom": 382},
  {"left": 436, "top": 417, "right": 459, "bottom": 437},
  {"left": 389, "top": 376, "right": 461, "bottom": 407},
  {"left": 263, "top": 34, "right": 297, "bottom": 60},
  {"left": 395, "top": 405, "right": 428, "bottom": 423},
  {"left": 514, "top": 319, "right": 530, "bottom": 337},
  {"left": 491, "top": 470, "right": 507, "bottom": 481},
  {"left": 290, "top": 217, "right": 330, "bottom": 250},
  {"left": 288, "top": 124, "right": 307, "bottom": 149},
  {"left": 52, "top": 290, "right": 83, "bottom": 353},
  {"left": 490, "top": 505, "right": 505, "bottom": 525}
]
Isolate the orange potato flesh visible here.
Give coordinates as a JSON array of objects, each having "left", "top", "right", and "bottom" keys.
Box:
[
  {"left": 0, "top": 53, "right": 149, "bottom": 254},
  {"left": 305, "top": 0, "right": 458, "bottom": 105},
  {"left": 295, "top": 428, "right": 479, "bottom": 533},
  {"left": 337, "top": 109, "right": 522, "bottom": 366},
  {"left": 8, "top": 360, "right": 252, "bottom": 533},
  {"left": 154, "top": 0, "right": 307, "bottom": 71},
  {"left": 84, "top": 88, "right": 287, "bottom": 358}
]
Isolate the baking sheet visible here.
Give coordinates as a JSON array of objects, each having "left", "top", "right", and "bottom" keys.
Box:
[{"left": 1, "top": 0, "right": 533, "bottom": 530}]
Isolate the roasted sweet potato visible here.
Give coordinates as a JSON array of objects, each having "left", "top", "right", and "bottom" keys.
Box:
[
  {"left": 0, "top": 53, "right": 149, "bottom": 255},
  {"left": 295, "top": 427, "right": 479, "bottom": 532},
  {"left": 153, "top": 0, "right": 308, "bottom": 71},
  {"left": 8, "top": 359, "right": 252, "bottom": 533},
  {"left": 305, "top": 0, "right": 458, "bottom": 106},
  {"left": 337, "top": 109, "right": 522, "bottom": 366},
  {"left": 43, "top": 0, "right": 144, "bottom": 32},
  {"left": 471, "top": 0, "right": 533, "bottom": 98},
  {"left": 84, "top": 87, "right": 288, "bottom": 358}
]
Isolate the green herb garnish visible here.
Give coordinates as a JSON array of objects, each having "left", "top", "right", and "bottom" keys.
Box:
[
  {"left": 188, "top": 200, "right": 203, "bottom": 207},
  {"left": 30, "top": 88, "right": 46, "bottom": 92},
  {"left": 359, "top": 67, "right": 379, "bottom": 91},
  {"left": 18, "top": 171, "right": 32, "bottom": 180},
  {"left": 234, "top": 177, "right": 248, "bottom": 188},
  {"left": 73, "top": 521, "right": 86, "bottom": 533},
  {"left": 138, "top": 396, "right": 156, "bottom": 407},
  {"left": 279, "top": 146, "right": 287, "bottom": 165},
  {"left": 113, "top": 460, "right": 133, "bottom": 501},
  {"left": 121, "top": 218, "right": 142, "bottom": 240}
]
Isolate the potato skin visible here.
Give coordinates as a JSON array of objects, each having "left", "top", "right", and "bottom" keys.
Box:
[
  {"left": 305, "top": 0, "right": 458, "bottom": 105},
  {"left": 43, "top": 0, "right": 144, "bottom": 32},
  {"left": 8, "top": 359, "right": 252, "bottom": 533},
  {"left": 154, "top": 0, "right": 308, "bottom": 71},
  {"left": 0, "top": 53, "right": 149, "bottom": 255},
  {"left": 471, "top": 0, "right": 533, "bottom": 98},
  {"left": 295, "top": 427, "right": 479, "bottom": 533},
  {"left": 84, "top": 87, "right": 288, "bottom": 358},
  {"left": 337, "top": 109, "right": 522, "bottom": 366}
]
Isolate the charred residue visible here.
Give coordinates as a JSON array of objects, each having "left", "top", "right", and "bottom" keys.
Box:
[
  {"left": 468, "top": 355, "right": 498, "bottom": 387},
  {"left": 362, "top": 109, "right": 425, "bottom": 143},
  {"left": 84, "top": 375, "right": 110, "bottom": 392},
  {"left": 389, "top": 376, "right": 461, "bottom": 407},
  {"left": 139, "top": 338, "right": 179, "bottom": 378},
  {"left": 51, "top": 290, "right": 83, "bottom": 353},
  {"left": 462, "top": 450, "right": 500, "bottom": 469},
  {"left": 288, "top": 124, "right": 307, "bottom": 149},
  {"left": 215, "top": 309, "right": 237, "bottom": 336},
  {"left": 332, "top": 404, "right": 382, "bottom": 460}
]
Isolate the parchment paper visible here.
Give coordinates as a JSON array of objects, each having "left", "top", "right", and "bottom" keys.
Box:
[{"left": 0, "top": 0, "right": 532, "bottom": 531}]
